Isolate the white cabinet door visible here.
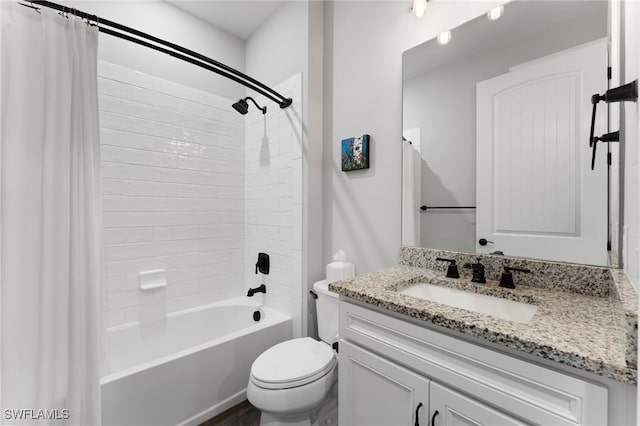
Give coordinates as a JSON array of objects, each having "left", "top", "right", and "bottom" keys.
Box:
[
  {"left": 430, "top": 382, "right": 528, "bottom": 426},
  {"left": 339, "top": 340, "right": 430, "bottom": 426},
  {"left": 476, "top": 39, "right": 608, "bottom": 265}
]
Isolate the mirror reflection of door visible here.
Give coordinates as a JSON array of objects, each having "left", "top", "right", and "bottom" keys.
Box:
[
  {"left": 401, "top": 0, "right": 613, "bottom": 266},
  {"left": 476, "top": 39, "right": 608, "bottom": 265}
]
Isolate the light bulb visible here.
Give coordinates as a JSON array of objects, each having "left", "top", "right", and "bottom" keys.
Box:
[
  {"left": 487, "top": 5, "right": 504, "bottom": 20},
  {"left": 437, "top": 31, "right": 451, "bottom": 45},
  {"left": 412, "top": 0, "right": 428, "bottom": 18}
]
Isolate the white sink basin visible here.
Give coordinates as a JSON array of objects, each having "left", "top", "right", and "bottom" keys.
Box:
[{"left": 399, "top": 283, "right": 537, "bottom": 324}]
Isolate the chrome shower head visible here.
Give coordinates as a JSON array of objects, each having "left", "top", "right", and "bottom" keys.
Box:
[{"left": 232, "top": 97, "right": 266, "bottom": 115}]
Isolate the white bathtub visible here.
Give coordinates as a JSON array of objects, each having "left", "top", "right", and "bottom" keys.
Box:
[{"left": 101, "top": 298, "right": 291, "bottom": 426}]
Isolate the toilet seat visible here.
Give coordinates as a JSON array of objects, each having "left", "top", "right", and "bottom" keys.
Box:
[{"left": 250, "top": 337, "right": 336, "bottom": 390}]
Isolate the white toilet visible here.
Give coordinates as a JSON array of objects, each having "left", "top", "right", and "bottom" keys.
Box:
[{"left": 247, "top": 280, "right": 339, "bottom": 426}]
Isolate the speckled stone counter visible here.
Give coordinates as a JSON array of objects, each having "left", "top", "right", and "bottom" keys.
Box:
[{"left": 329, "top": 247, "right": 638, "bottom": 384}]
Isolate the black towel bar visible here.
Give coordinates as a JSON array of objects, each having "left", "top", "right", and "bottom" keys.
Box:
[{"left": 420, "top": 205, "right": 476, "bottom": 211}]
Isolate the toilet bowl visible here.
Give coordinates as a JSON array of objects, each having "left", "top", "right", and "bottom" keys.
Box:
[
  {"left": 247, "top": 280, "right": 340, "bottom": 426},
  {"left": 247, "top": 338, "right": 337, "bottom": 425}
]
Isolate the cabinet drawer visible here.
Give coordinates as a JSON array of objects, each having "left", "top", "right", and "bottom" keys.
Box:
[{"left": 339, "top": 300, "right": 607, "bottom": 426}]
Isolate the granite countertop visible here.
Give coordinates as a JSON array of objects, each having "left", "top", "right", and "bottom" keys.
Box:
[{"left": 329, "top": 247, "right": 638, "bottom": 385}]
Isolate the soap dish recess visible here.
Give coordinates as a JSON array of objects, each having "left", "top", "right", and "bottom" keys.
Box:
[{"left": 139, "top": 269, "right": 167, "bottom": 290}]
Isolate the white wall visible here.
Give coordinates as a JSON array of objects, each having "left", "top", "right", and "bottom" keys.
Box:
[
  {"left": 324, "top": 1, "right": 501, "bottom": 274},
  {"left": 69, "top": 1, "right": 245, "bottom": 99},
  {"left": 244, "top": 74, "right": 304, "bottom": 338},
  {"left": 246, "top": 1, "right": 325, "bottom": 338},
  {"left": 246, "top": 2, "right": 308, "bottom": 97},
  {"left": 99, "top": 62, "right": 245, "bottom": 327}
]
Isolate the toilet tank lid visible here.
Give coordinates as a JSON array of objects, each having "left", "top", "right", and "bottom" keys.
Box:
[{"left": 313, "top": 280, "right": 339, "bottom": 298}]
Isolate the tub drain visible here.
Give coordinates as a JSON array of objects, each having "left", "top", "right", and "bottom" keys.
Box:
[{"left": 253, "top": 310, "right": 261, "bottom": 322}]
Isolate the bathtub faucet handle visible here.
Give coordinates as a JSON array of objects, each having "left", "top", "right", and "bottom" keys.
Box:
[{"left": 255, "top": 252, "right": 270, "bottom": 275}]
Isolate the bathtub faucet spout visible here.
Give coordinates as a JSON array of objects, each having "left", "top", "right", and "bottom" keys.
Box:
[{"left": 247, "top": 284, "right": 266, "bottom": 297}]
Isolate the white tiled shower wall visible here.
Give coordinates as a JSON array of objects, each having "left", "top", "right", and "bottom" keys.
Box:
[
  {"left": 244, "top": 74, "right": 303, "bottom": 338},
  {"left": 98, "top": 61, "right": 246, "bottom": 327},
  {"left": 99, "top": 63, "right": 303, "bottom": 330}
]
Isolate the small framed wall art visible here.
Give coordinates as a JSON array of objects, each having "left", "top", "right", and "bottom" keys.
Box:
[{"left": 341, "top": 134, "right": 370, "bottom": 172}]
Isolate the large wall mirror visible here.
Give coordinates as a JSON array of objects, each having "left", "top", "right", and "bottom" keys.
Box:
[{"left": 402, "top": 0, "right": 619, "bottom": 267}]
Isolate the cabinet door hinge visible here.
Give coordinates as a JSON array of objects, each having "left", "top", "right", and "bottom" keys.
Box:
[{"left": 608, "top": 66, "right": 612, "bottom": 80}]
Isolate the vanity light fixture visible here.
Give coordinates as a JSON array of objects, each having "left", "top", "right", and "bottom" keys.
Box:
[
  {"left": 487, "top": 5, "right": 504, "bottom": 21},
  {"left": 437, "top": 30, "right": 451, "bottom": 45},
  {"left": 412, "top": 0, "right": 428, "bottom": 18}
]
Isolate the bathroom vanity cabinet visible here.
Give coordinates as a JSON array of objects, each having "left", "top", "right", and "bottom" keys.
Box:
[
  {"left": 338, "top": 299, "right": 628, "bottom": 426},
  {"left": 341, "top": 341, "right": 525, "bottom": 425}
]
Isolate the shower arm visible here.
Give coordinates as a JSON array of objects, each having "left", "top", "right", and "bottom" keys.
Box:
[
  {"left": 245, "top": 97, "right": 267, "bottom": 114},
  {"left": 23, "top": 0, "right": 293, "bottom": 109}
]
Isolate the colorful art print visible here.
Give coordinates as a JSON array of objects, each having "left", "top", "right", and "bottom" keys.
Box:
[{"left": 341, "top": 134, "right": 370, "bottom": 171}]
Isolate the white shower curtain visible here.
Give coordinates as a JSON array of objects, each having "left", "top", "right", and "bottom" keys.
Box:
[
  {"left": 402, "top": 140, "right": 422, "bottom": 247},
  {"left": 1, "top": 2, "right": 102, "bottom": 425}
]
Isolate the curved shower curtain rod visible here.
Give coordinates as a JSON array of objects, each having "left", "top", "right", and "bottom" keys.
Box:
[{"left": 23, "top": 0, "right": 294, "bottom": 109}]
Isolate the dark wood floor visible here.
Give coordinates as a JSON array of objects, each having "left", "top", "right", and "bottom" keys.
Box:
[{"left": 199, "top": 400, "right": 261, "bottom": 426}]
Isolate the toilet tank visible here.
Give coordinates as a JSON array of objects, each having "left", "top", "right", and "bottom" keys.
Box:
[{"left": 313, "top": 280, "right": 339, "bottom": 344}]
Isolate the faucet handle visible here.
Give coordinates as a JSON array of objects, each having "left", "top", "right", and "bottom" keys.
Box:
[
  {"left": 500, "top": 265, "right": 531, "bottom": 288},
  {"left": 255, "top": 252, "right": 270, "bottom": 275},
  {"left": 504, "top": 266, "right": 531, "bottom": 274},
  {"left": 435, "top": 258, "right": 460, "bottom": 279}
]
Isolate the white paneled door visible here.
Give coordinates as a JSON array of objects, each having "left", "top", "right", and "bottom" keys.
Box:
[{"left": 476, "top": 39, "right": 608, "bottom": 265}]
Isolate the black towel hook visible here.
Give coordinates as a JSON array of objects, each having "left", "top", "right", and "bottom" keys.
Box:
[
  {"left": 591, "top": 131, "right": 620, "bottom": 170},
  {"left": 589, "top": 80, "right": 637, "bottom": 170},
  {"left": 590, "top": 80, "right": 637, "bottom": 145}
]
